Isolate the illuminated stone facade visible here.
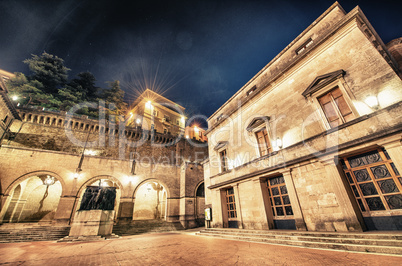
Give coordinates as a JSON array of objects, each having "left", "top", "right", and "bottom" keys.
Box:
[
  {"left": 204, "top": 2, "right": 402, "bottom": 231},
  {"left": 126, "top": 89, "right": 186, "bottom": 136},
  {"left": 0, "top": 91, "right": 207, "bottom": 230}
]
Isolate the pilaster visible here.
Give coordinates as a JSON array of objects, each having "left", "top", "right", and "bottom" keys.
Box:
[{"left": 280, "top": 169, "right": 307, "bottom": 231}]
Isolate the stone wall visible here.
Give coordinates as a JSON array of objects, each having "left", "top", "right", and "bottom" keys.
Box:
[{"left": 203, "top": 3, "right": 402, "bottom": 232}]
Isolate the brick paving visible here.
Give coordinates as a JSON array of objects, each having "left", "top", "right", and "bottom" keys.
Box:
[{"left": 0, "top": 231, "right": 401, "bottom": 265}]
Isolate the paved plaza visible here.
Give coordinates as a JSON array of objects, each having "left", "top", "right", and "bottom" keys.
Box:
[{"left": 0, "top": 230, "right": 401, "bottom": 265}]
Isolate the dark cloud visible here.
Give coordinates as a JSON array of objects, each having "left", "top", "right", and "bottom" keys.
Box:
[{"left": 0, "top": 0, "right": 401, "bottom": 120}]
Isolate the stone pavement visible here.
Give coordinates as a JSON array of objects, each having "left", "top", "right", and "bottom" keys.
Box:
[{"left": 0, "top": 230, "right": 401, "bottom": 265}]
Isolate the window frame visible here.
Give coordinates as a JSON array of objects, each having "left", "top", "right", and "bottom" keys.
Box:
[
  {"left": 219, "top": 149, "right": 228, "bottom": 173},
  {"left": 340, "top": 148, "right": 402, "bottom": 216},
  {"left": 309, "top": 78, "right": 358, "bottom": 130},
  {"left": 255, "top": 127, "right": 272, "bottom": 157},
  {"left": 266, "top": 175, "right": 294, "bottom": 219},
  {"left": 225, "top": 187, "right": 237, "bottom": 220}
]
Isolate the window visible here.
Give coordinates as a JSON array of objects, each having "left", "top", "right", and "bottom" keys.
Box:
[
  {"left": 255, "top": 128, "right": 271, "bottom": 156},
  {"left": 163, "top": 128, "right": 167, "bottom": 134},
  {"left": 196, "top": 183, "right": 205, "bottom": 197},
  {"left": 176, "top": 119, "right": 179, "bottom": 125},
  {"left": 246, "top": 85, "right": 257, "bottom": 96},
  {"left": 220, "top": 149, "right": 228, "bottom": 172},
  {"left": 267, "top": 176, "right": 293, "bottom": 217},
  {"left": 318, "top": 86, "right": 354, "bottom": 128},
  {"left": 340, "top": 148, "right": 402, "bottom": 213},
  {"left": 153, "top": 110, "right": 159, "bottom": 117},
  {"left": 296, "top": 38, "right": 313, "bottom": 55},
  {"left": 225, "top": 188, "right": 237, "bottom": 218},
  {"left": 163, "top": 115, "right": 170, "bottom": 123}
]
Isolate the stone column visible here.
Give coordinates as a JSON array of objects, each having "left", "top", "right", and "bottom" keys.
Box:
[
  {"left": 53, "top": 196, "right": 77, "bottom": 225},
  {"left": 281, "top": 169, "right": 307, "bottom": 231},
  {"left": 117, "top": 197, "right": 134, "bottom": 224},
  {"left": 253, "top": 178, "right": 272, "bottom": 230},
  {"left": 219, "top": 189, "right": 228, "bottom": 228},
  {"left": 321, "top": 158, "right": 364, "bottom": 232},
  {"left": 381, "top": 139, "right": 402, "bottom": 174}
]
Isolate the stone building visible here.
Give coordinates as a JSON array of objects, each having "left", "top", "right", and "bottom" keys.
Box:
[
  {"left": 126, "top": 89, "right": 186, "bottom": 136},
  {"left": 203, "top": 2, "right": 402, "bottom": 231},
  {"left": 185, "top": 125, "right": 208, "bottom": 143},
  {"left": 0, "top": 88, "right": 208, "bottom": 232}
]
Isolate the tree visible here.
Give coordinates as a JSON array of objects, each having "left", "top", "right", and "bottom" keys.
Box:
[
  {"left": 69, "top": 72, "right": 98, "bottom": 101},
  {"left": 7, "top": 72, "right": 44, "bottom": 106},
  {"left": 7, "top": 52, "right": 128, "bottom": 119},
  {"left": 102, "top": 80, "right": 128, "bottom": 117},
  {"left": 23, "top": 52, "right": 70, "bottom": 94}
]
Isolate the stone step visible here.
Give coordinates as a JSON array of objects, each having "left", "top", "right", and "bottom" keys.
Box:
[
  {"left": 112, "top": 220, "right": 184, "bottom": 236},
  {"left": 198, "top": 232, "right": 402, "bottom": 255},
  {"left": 0, "top": 225, "right": 70, "bottom": 243},
  {"left": 202, "top": 228, "right": 402, "bottom": 240},
  {"left": 200, "top": 231, "right": 402, "bottom": 247},
  {"left": 197, "top": 229, "right": 402, "bottom": 255}
]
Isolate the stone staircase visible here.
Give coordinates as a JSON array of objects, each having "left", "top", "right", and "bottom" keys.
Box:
[
  {"left": 113, "top": 219, "right": 184, "bottom": 236},
  {"left": 196, "top": 228, "right": 402, "bottom": 255},
  {"left": 57, "top": 233, "right": 120, "bottom": 242},
  {"left": 0, "top": 223, "right": 70, "bottom": 243}
]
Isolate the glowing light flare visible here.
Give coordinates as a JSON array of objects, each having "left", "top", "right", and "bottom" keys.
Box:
[
  {"left": 124, "top": 175, "right": 138, "bottom": 185},
  {"left": 84, "top": 149, "right": 98, "bottom": 156},
  {"left": 136, "top": 118, "right": 141, "bottom": 124},
  {"left": 378, "top": 89, "right": 400, "bottom": 108},
  {"left": 145, "top": 100, "right": 153, "bottom": 109},
  {"left": 364, "top": 96, "right": 379, "bottom": 109},
  {"left": 11, "top": 95, "right": 18, "bottom": 101},
  {"left": 43, "top": 175, "right": 55, "bottom": 186}
]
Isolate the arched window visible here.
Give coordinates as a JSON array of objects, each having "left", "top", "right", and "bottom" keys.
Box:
[{"left": 196, "top": 183, "right": 205, "bottom": 197}]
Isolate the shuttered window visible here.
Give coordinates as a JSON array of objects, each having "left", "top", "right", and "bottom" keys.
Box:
[
  {"left": 318, "top": 87, "right": 354, "bottom": 128},
  {"left": 220, "top": 149, "right": 228, "bottom": 172},
  {"left": 255, "top": 128, "right": 271, "bottom": 156}
]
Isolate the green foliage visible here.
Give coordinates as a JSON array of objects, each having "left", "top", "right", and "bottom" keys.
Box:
[
  {"left": 6, "top": 52, "right": 128, "bottom": 119},
  {"left": 68, "top": 71, "right": 98, "bottom": 101},
  {"left": 23, "top": 52, "right": 69, "bottom": 94},
  {"left": 101, "top": 80, "right": 128, "bottom": 118}
]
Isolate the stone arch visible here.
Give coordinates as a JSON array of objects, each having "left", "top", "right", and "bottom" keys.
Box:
[
  {"left": 71, "top": 175, "right": 122, "bottom": 223},
  {"left": 194, "top": 181, "right": 205, "bottom": 226},
  {"left": 0, "top": 171, "right": 65, "bottom": 224},
  {"left": 132, "top": 178, "right": 169, "bottom": 221}
]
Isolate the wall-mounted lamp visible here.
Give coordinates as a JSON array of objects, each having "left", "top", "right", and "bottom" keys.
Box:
[
  {"left": 276, "top": 138, "right": 282, "bottom": 149},
  {"left": 272, "top": 137, "right": 282, "bottom": 151},
  {"left": 74, "top": 168, "right": 82, "bottom": 179},
  {"left": 42, "top": 175, "right": 55, "bottom": 186},
  {"left": 364, "top": 95, "right": 379, "bottom": 110}
]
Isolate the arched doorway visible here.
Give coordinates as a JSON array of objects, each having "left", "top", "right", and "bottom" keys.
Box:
[
  {"left": 195, "top": 182, "right": 205, "bottom": 226},
  {"left": 2, "top": 174, "right": 62, "bottom": 223},
  {"left": 133, "top": 181, "right": 167, "bottom": 220},
  {"left": 73, "top": 177, "right": 121, "bottom": 223}
]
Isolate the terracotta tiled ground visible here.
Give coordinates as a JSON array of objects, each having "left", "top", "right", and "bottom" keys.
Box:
[{"left": 0, "top": 231, "right": 401, "bottom": 265}]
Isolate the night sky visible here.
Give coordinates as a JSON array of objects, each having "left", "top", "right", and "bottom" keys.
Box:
[{"left": 1, "top": 0, "right": 401, "bottom": 121}]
